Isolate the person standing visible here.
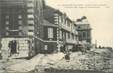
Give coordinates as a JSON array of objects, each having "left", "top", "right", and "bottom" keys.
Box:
[
  {"left": 13, "top": 40, "right": 17, "bottom": 54},
  {"left": 8, "top": 41, "right": 13, "bottom": 57},
  {"left": 0, "top": 40, "right": 2, "bottom": 59}
]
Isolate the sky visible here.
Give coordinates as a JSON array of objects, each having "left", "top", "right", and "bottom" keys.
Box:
[{"left": 46, "top": 0, "right": 113, "bottom": 48}]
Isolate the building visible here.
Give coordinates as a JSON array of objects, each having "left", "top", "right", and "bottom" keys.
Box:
[
  {"left": 76, "top": 16, "right": 92, "bottom": 44},
  {"left": 41, "top": 6, "right": 78, "bottom": 53},
  {"left": 0, "top": 0, "right": 92, "bottom": 57},
  {"left": 0, "top": 0, "right": 45, "bottom": 58},
  {"left": 75, "top": 16, "right": 92, "bottom": 51}
]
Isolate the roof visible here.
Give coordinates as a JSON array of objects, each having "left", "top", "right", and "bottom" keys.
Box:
[
  {"left": 43, "top": 20, "right": 58, "bottom": 27},
  {"left": 43, "top": 6, "right": 57, "bottom": 24}
]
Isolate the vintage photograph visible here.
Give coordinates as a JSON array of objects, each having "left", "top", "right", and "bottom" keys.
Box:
[{"left": 0, "top": 0, "right": 113, "bottom": 73}]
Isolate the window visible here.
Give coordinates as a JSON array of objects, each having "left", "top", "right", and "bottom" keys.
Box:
[
  {"left": 19, "top": 32, "right": 22, "bottom": 36},
  {"left": 6, "top": 21, "right": 9, "bottom": 25},
  {"left": 28, "top": 0, "right": 34, "bottom": 3},
  {"left": 18, "top": 15, "right": 22, "bottom": 19},
  {"left": 28, "top": 26, "right": 34, "bottom": 30},
  {"left": 68, "top": 22, "right": 70, "bottom": 27},
  {"left": 27, "top": 9, "right": 34, "bottom": 13},
  {"left": 28, "top": 32, "right": 34, "bottom": 35},
  {"left": 83, "top": 32, "right": 86, "bottom": 39},
  {"left": 63, "top": 32, "right": 65, "bottom": 39},
  {"left": 66, "top": 32, "right": 68, "bottom": 39},
  {"left": 65, "top": 20, "right": 67, "bottom": 25},
  {"left": 5, "top": 15, "right": 9, "bottom": 19},
  {"left": 54, "top": 14, "right": 59, "bottom": 25},
  {"left": 70, "top": 33, "right": 72, "bottom": 39},
  {"left": 54, "top": 20, "right": 58, "bottom": 25},
  {"left": 44, "top": 45, "right": 48, "bottom": 50},
  {"left": 27, "top": 14, "right": 34, "bottom": 19},
  {"left": 59, "top": 30, "right": 62, "bottom": 39},
  {"left": 27, "top": 3, "right": 34, "bottom": 7},
  {"left": 72, "top": 34, "right": 74, "bottom": 40},
  {"left": 6, "top": 32, "right": 9, "bottom": 36},
  {"left": 87, "top": 31, "right": 90, "bottom": 37},
  {"left": 48, "top": 28, "right": 53, "bottom": 38},
  {"left": 28, "top": 20, "right": 34, "bottom": 24},
  {"left": 61, "top": 16, "right": 63, "bottom": 23},
  {"left": 68, "top": 33, "right": 70, "bottom": 39},
  {"left": 18, "top": 20, "right": 22, "bottom": 25},
  {"left": 54, "top": 13, "right": 59, "bottom": 17},
  {"left": 19, "top": 26, "right": 22, "bottom": 30},
  {"left": 59, "top": 16, "right": 62, "bottom": 23},
  {"left": 5, "top": 27, "right": 9, "bottom": 30}
]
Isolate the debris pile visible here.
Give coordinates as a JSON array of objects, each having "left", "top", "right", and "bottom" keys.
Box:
[
  {"left": 6, "top": 53, "right": 65, "bottom": 72},
  {"left": 4, "top": 49, "right": 113, "bottom": 73}
]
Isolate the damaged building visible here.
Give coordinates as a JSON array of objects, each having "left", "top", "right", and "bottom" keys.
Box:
[{"left": 0, "top": 0, "right": 92, "bottom": 58}]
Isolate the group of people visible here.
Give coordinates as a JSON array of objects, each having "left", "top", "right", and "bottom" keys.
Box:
[
  {"left": 0, "top": 40, "right": 19, "bottom": 59},
  {"left": 8, "top": 40, "right": 19, "bottom": 57}
]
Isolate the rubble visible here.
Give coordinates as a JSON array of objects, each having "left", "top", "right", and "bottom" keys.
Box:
[
  {"left": 49, "top": 49, "right": 113, "bottom": 72},
  {"left": 6, "top": 52, "right": 65, "bottom": 72},
  {"left": 1, "top": 48, "right": 113, "bottom": 73}
]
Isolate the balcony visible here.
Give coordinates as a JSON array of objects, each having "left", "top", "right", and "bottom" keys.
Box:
[{"left": 61, "top": 24, "right": 71, "bottom": 32}]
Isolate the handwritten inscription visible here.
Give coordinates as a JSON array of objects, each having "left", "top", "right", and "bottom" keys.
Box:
[{"left": 57, "top": 4, "right": 109, "bottom": 8}]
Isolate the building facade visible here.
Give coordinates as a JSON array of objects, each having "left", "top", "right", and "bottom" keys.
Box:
[
  {"left": 0, "top": 0, "right": 92, "bottom": 57},
  {"left": 0, "top": 0, "right": 45, "bottom": 58},
  {"left": 41, "top": 6, "right": 78, "bottom": 53},
  {"left": 76, "top": 16, "right": 92, "bottom": 44}
]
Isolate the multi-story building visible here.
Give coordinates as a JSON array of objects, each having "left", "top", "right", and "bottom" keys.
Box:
[
  {"left": 0, "top": 0, "right": 45, "bottom": 58},
  {"left": 0, "top": 0, "right": 92, "bottom": 57},
  {"left": 41, "top": 6, "right": 78, "bottom": 53},
  {"left": 76, "top": 16, "right": 92, "bottom": 44}
]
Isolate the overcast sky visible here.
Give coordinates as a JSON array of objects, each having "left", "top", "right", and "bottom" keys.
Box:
[{"left": 46, "top": 0, "right": 113, "bottom": 47}]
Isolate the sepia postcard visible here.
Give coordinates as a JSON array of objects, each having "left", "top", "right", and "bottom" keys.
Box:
[{"left": 0, "top": 0, "right": 113, "bottom": 73}]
